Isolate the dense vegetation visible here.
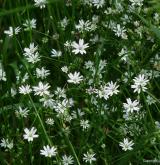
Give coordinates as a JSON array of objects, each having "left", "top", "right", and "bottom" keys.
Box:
[{"left": 0, "top": 0, "right": 160, "bottom": 164}]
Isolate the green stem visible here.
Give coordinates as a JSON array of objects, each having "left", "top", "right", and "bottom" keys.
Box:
[
  {"left": 142, "top": 92, "right": 154, "bottom": 126},
  {"left": 64, "top": 134, "right": 81, "bottom": 165},
  {"left": 29, "top": 143, "right": 33, "bottom": 165},
  {"left": 28, "top": 95, "right": 60, "bottom": 164},
  {"left": 28, "top": 95, "right": 52, "bottom": 145},
  {"left": 56, "top": 120, "right": 80, "bottom": 165},
  {"left": 146, "top": 91, "right": 160, "bottom": 104},
  {"left": 28, "top": 95, "right": 61, "bottom": 164}
]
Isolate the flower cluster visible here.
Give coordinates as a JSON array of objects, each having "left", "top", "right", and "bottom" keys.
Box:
[{"left": 1, "top": 0, "right": 160, "bottom": 164}]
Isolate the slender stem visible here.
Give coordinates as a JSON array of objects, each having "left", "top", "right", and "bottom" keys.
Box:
[
  {"left": 64, "top": 134, "right": 81, "bottom": 165},
  {"left": 147, "top": 91, "right": 160, "bottom": 104},
  {"left": 28, "top": 95, "right": 52, "bottom": 145},
  {"left": 56, "top": 120, "right": 80, "bottom": 165},
  {"left": 142, "top": 92, "right": 154, "bottom": 126},
  {"left": 29, "top": 143, "right": 33, "bottom": 165},
  {"left": 28, "top": 95, "right": 61, "bottom": 164}
]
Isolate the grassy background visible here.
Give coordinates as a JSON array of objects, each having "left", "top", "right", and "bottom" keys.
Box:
[{"left": 1, "top": 0, "right": 160, "bottom": 165}]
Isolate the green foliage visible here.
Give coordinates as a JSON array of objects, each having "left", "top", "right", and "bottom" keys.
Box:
[{"left": 0, "top": 0, "right": 160, "bottom": 165}]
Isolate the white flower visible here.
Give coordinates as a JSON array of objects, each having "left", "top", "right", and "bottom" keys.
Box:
[
  {"left": 64, "top": 40, "right": 72, "bottom": 49},
  {"left": 119, "top": 138, "right": 134, "bottom": 151},
  {"left": 72, "top": 39, "right": 89, "bottom": 55},
  {"left": 101, "top": 144, "right": 106, "bottom": 148},
  {"left": 67, "top": 72, "right": 83, "bottom": 84},
  {"left": 92, "top": 0, "right": 105, "bottom": 9},
  {"left": 4, "top": 26, "right": 21, "bottom": 37},
  {"left": 96, "top": 82, "right": 119, "bottom": 100},
  {"left": 65, "top": 0, "right": 72, "bottom": 6},
  {"left": 84, "top": 61, "right": 94, "bottom": 69},
  {"left": 71, "top": 109, "right": 85, "bottom": 119},
  {"left": 51, "top": 49, "right": 62, "bottom": 57},
  {"left": 113, "top": 24, "right": 127, "bottom": 39},
  {"left": 118, "top": 47, "right": 130, "bottom": 63},
  {"left": 53, "top": 101, "right": 67, "bottom": 114},
  {"left": 154, "top": 13, "right": 160, "bottom": 22},
  {"left": 106, "top": 81, "right": 119, "bottom": 97},
  {"left": 99, "top": 60, "right": 107, "bottom": 70},
  {"left": 39, "top": 94, "right": 55, "bottom": 108},
  {"left": 61, "top": 66, "right": 69, "bottom": 73},
  {"left": 53, "top": 100, "right": 68, "bottom": 114},
  {"left": 33, "top": 81, "right": 50, "bottom": 96},
  {"left": 123, "top": 98, "right": 140, "bottom": 113},
  {"left": 11, "top": 88, "right": 17, "bottom": 96},
  {"left": 104, "top": 81, "right": 119, "bottom": 100},
  {"left": 23, "top": 19, "right": 36, "bottom": 31},
  {"left": 55, "top": 87, "right": 66, "bottom": 98},
  {"left": 24, "top": 43, "right": 38, "bottom": 56},
  {"left": 19, "top": 84, "right": 32, "bottom": 94},
  {"left": 36, "top": 67, "right": 50, "bottom": 79},
  {"left": 34, "top": 0, "right": 47, "bottom": 9},
  {"left": 81, "top": 0, "right": 92, "bottom": 6},
  {"left": 23, "top": 127, "right": 39, "bottom": 142},
  {"left": 0, "top": 138, "right": 13, "bottom": 150},
  {"left": 155, "top": 121, "right": 160, "bottom": 129},
  {"left": 40, "top": 145, "right": 57, "bottom": 157},
  {"left": 22, "top": 73, "right": 29, "bottom": 83},
  {"left": 62, "top": 155, "right": 74, "bottom": 165},
  {"left": 0, "top": 68, "right": 6, "bottom": 81},
  {"left": 64, "top": 114, "right": 73, "bottom": 122},
  {"left": 75, "top": 19, "right": 92, "bottom": 32},
  {"left": 26, "top": 52, "right": 40, "bottom": 63},
  {"left": 23, "top": 43, "right": 40, "bottom": 64},
  {"left": 83, "top": 152, "right": 96, "bottom": 164},
  {"left": 60, "top": 17, "right": 69, "bottom": 29},
  {"left": 129, "top": 0, "right": 143, "bottom": 6},
  {"left": 96, "top": 86, "right": 107, "bottom": 99},
  {"left": 45, "top": 118, "right": 54, "bottom": 125},
  {"left": 80, "top": 120, "right": 90, "bottom": 130},
  {"left": 146, "top": 95, "right": 156, "bottom": 105},
  {"left": 15, "top": 106, "right": 29, "bottom": 118},
  {"left": 131, "top": 74, "right": 149, "bottom": 93}
]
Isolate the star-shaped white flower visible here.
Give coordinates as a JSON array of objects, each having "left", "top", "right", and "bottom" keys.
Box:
[
  {"left": 131, "top": 74, "right": 149, "bottom": 93},
  {"left": 23, "top": 127, "right": 39, "bottom": 142},
  {"left": 119, "top": 138, "right": 134, "bottom": 151},
  {"left": 33, "top": 81, "right": 50, "bottom": 96},
  {"left": 4, "top": 26, "right": 21, "bottom": 37},
  {"left": 34, "top": 0, "right": 47, "bottom": 9},
  {"left": 67, "top": 72, "right": 83, "bottom": 84},
  {"left": 72, "top": 39, "right": 89, "bottom": 55},
  {"left": 19, "top": 84, "right": 32, "bottom": 95},
  {"left": 83, "top": 152, "right": 96, "bottom": 164},
  {"left": 40, "top": 145, "right": 57, "bottom": 157},
  {"left": 123, "top": 98, "right": 140, "bottom": 113}
]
